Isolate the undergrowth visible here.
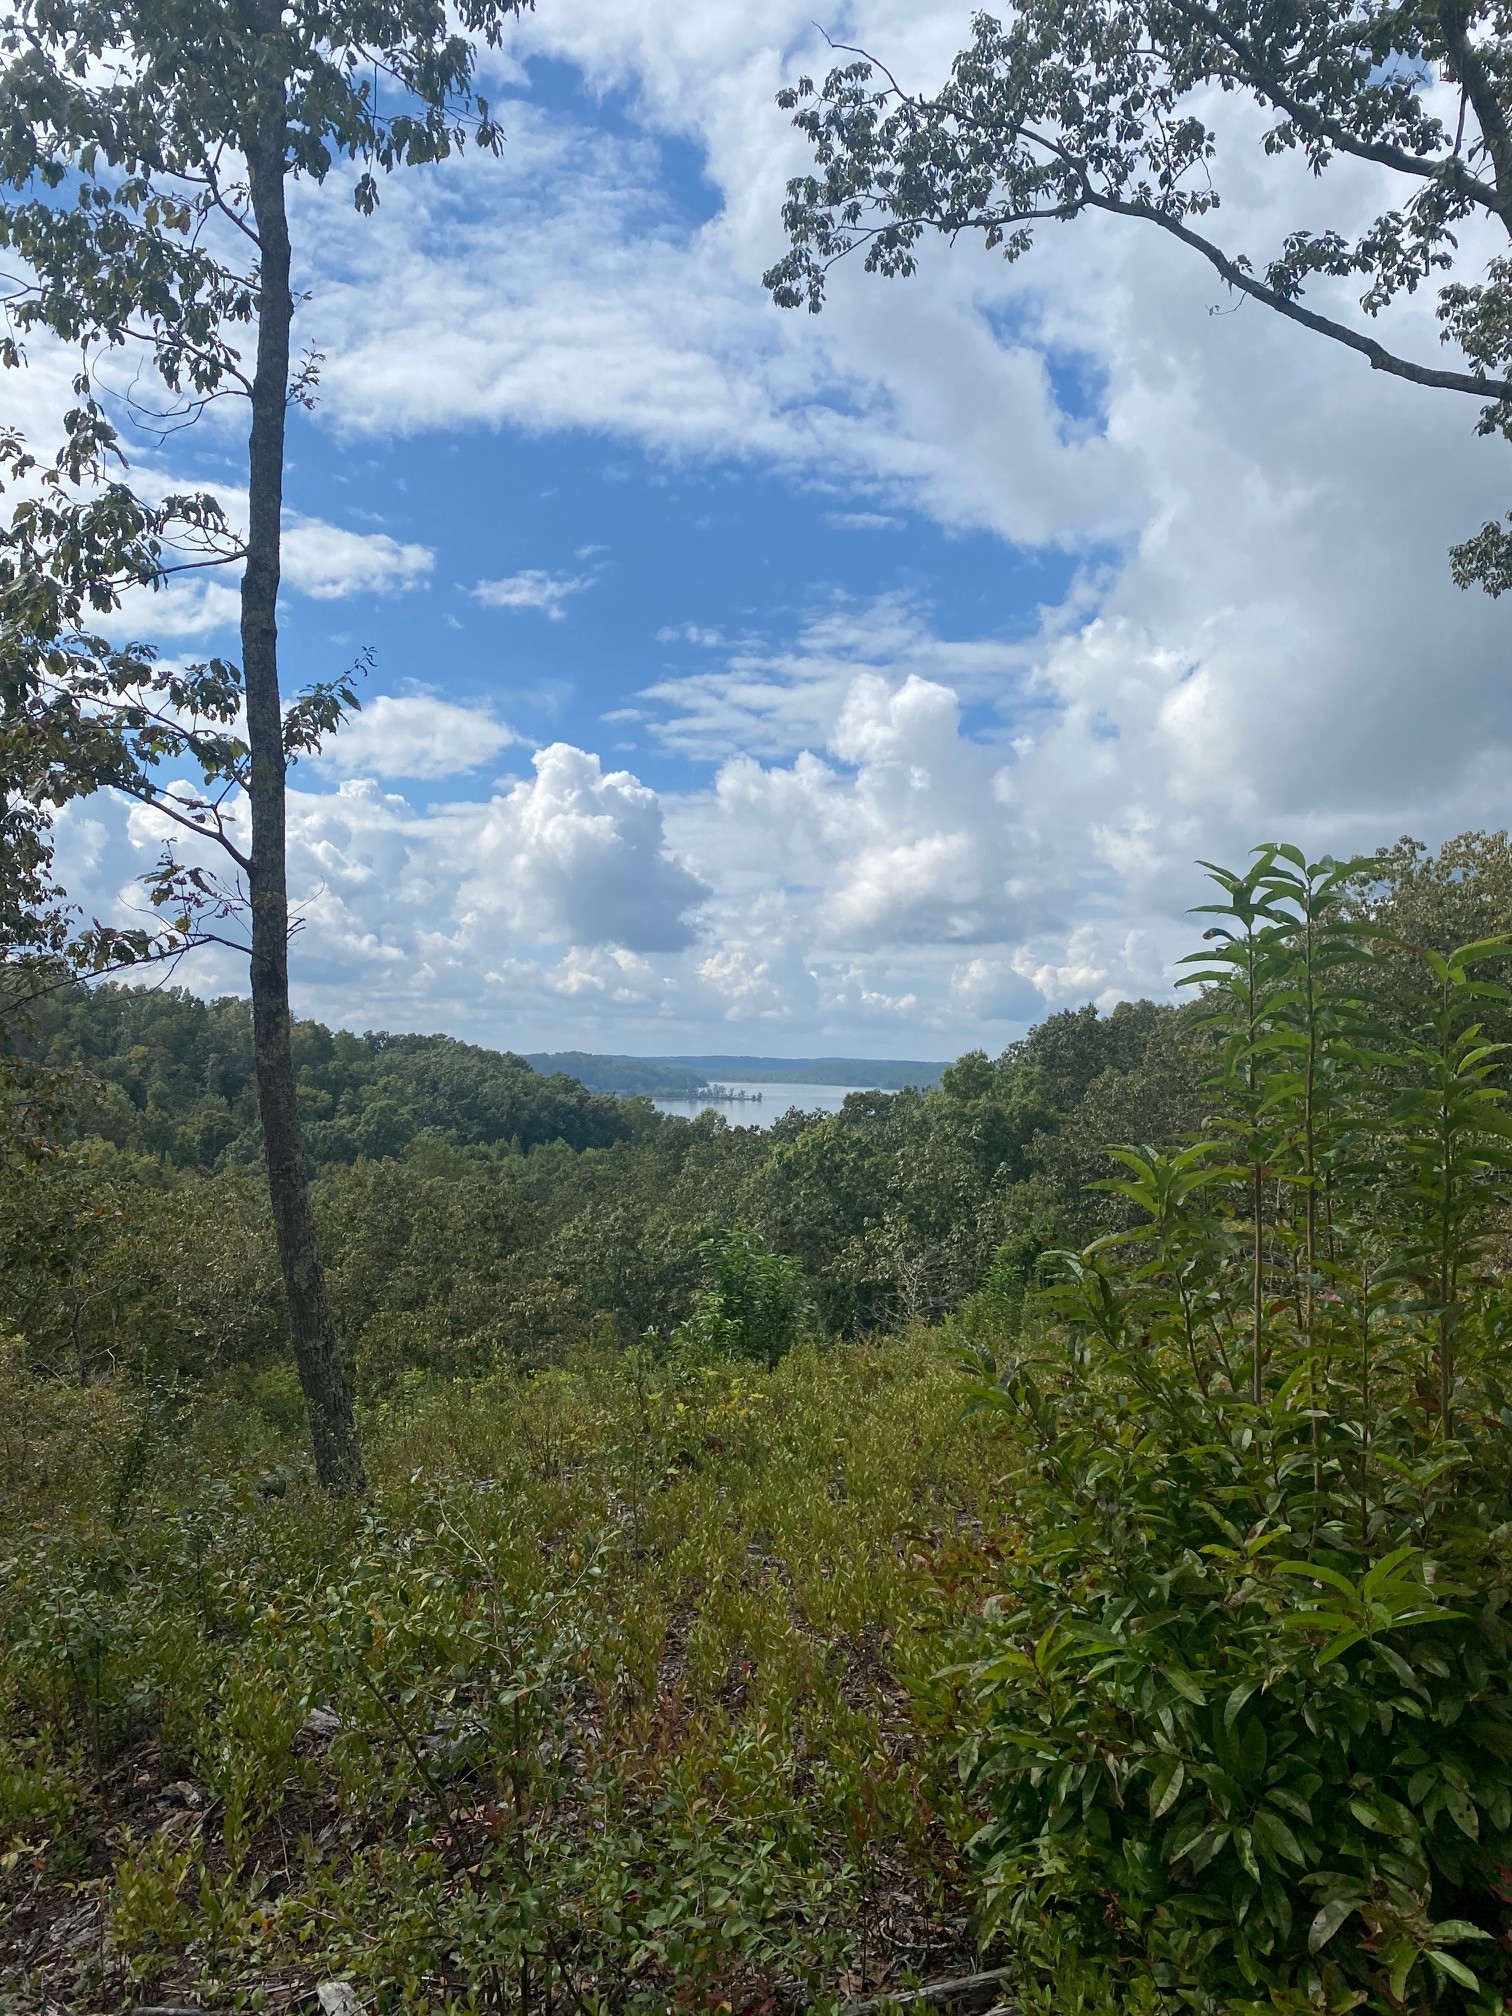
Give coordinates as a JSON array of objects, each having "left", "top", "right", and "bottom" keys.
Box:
[{"left": 0, "top": 1332, "right": 1012, "bottom": 2014}]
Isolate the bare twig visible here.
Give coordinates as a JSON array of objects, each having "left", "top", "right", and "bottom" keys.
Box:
[{"left": 841, "top": 1964, "right": 1016, "bottom": 2015}]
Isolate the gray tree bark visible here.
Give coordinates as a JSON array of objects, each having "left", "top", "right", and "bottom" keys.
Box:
[{"left": 241, "top": 81, "right": 366, "bottom": 1494}]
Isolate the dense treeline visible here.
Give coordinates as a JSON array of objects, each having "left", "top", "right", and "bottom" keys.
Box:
[
  {"left": 9, "top": 830, "right": 1512, "bottom": 1405},
  {"left": 24, "top": 987, "right": 658, "bottom": 1169},
  {"left": 523, "top": 1052, "right": 721, "bottom": 1098},
  {"left": 4, "top": 976, "right": 1190, "bottom": 1391}
]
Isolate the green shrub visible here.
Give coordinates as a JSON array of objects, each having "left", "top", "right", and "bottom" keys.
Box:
[
  {"left": 670, "top": 1226, "right": 810, "bottom": 1369},
  {"left": 960, "top": 848, "right": 1512, "bottom": 2012},
  {"left": 963, "top": 1350, "right": 1512, "bottom": 2011}
]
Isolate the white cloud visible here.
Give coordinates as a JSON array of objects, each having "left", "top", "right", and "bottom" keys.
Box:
[
  {"left": 456, "top": 743, "right": 709, "bottom": 951},
  {"left": 107, "top": 510, "right": 433, "bottom": 641},
  {"left": 119, "top": 576, "right": 246, "bottom": 638},
  {"left": 315, "top": 693, "right": 515, "bottom": 780},
  {"left": 1010, "top": 926, "right": 1111, "bottom": 1005},
  {"left": 640, "top": 594, "right": 1036, "bottom": 762},
  {"left": 472, "top": 568, "right": 593, "bottom": 619},
  {"left": 825, "top": 510, "right": 903, "bottom": 532},
  {"left": 671, "top": 661, "right": 1083, "bottom": 967},
  {"left": 52, "top": 737, "right": 711, "bottom": 1038},
  {"left": 655, "top": 622, "right": 728, "bottom": 647},
  {"left": 283, "top": 518, "right": 433, "bottom": 600},
  {"left": 289, "top": 58, "right": 1135, "bottom": 551}
]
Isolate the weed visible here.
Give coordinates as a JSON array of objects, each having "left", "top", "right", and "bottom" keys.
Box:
[{"left": 0, "top": 1333, "right": 1006, "bottom": 2013}]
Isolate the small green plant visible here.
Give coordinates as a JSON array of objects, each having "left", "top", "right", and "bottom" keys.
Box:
[
  {"left": 670, "top": 1227, "right": 811, "bottom": 1370},
  {"left": 111, "top": 1832, "right": 196, "bottom": 1983}
]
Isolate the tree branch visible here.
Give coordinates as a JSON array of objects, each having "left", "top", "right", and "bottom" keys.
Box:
[
  {"left": 1164, "top": 0, "right": 1506, "bottom": 225},
  {"left": 841, "top": 1965, "right": 1015, "bottom": 2015},
  {"left": 201, "top": 155, "right": 262, "bottom": 252},
  {"left": 114, "top": 778, "right": 251, "bottom": 872},
  {"left": 1437, "top": 3, "right": 1512, "bottom": 215},
  {"left": 1092, "top": 187, "right": 1512, "bottom": 399},
  {"left": 910, "top": 108, "right": 1512, "bottom": 397}
]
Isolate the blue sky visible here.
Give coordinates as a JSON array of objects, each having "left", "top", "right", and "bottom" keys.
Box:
[
  {"left": 40, "top": 5, "right": 1512, "bottom": 1058},
  {"left": 278, "top": 410, "right": 1071, "bottom": 807}
]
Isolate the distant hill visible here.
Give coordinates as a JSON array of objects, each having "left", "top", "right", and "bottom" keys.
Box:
[
  {"left": 23, "top": 987, "right": 662, "bottom": 1170},
  {"left": 527, "top": 1053, "right": 949, "bottom": 1096},
  {"left": 523, "top": 1052, "right": 712, "bottom": 1098},
  {"left": 648, "top": 1056, "right": 949, "bottom": 1091},
  {"left": 21, "top": 998, "right": 948, "bottom": 1163}
]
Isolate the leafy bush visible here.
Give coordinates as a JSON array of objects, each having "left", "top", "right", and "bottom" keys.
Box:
[
  {"left": 671, "top": 1227, "right": 811, "bottom": 1369},
  {"left": 962, "top": 847, "right": 1512, "bottom": 2012},
  {"left": 965, "top": 1353, "right": 1512, "bottom": 2011}
]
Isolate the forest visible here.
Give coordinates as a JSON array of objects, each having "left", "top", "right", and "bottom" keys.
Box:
[
  {"left": 8, "top": 0, "right": 1512, "bottom": 2011},
  {"left": 4, "top": 968, "right": 1174, "bottom": 1385}
]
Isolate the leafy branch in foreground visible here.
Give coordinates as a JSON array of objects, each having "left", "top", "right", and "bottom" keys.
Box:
[{"left": 766, "top": 2, "right": 1512, "bottom": 592}]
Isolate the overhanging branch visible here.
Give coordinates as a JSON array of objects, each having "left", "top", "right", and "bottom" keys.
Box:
[
  {"left": 1093, "top": 188, "right": 1512, "bottom": 399},
  {"left": 1163, "top": 0, "right": 1507, "bottom": 225}
]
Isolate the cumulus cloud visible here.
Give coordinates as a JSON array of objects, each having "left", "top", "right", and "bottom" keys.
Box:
[
  {"left": 641, "top": 595, "right": 1036, "bottom": 762},
  {"left": 263, "top": 750, "right": 707, "bottom": 981},
  {"left": 472, "top": 568, "right": 593, "bottom": 618},
  {"left": 665, "top": 660, "right": 1097, "bottom": 981},
  {"left": 283, "top": 518, "right": 433, "bottom": 600},
  {"left": 119, "top": 577, "right": 246, "bottom": 638},
  {"left": 458, "top": 743, "right": 709, "bottom": 952},
  {"left": 315, "top": 693, "right": 515, "bottom": 780},
  {"left": 51, "top": 736, "right": 710, "bottom": 1036}
]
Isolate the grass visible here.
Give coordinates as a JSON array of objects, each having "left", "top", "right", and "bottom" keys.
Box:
[{"left": 0, "top": 1333, "right": 1018, "bottom": 2014}]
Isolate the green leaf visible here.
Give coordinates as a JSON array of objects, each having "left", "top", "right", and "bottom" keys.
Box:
[
  {"left": 1317, "top": 1626, "right": 1367, "bottom": 1665},
  {"left": 1268, "top": 1787, "right": 1313, "bottom": 1824},
  {"left": 1240, "top": 1717, "right": 1268, "bottom": 1781},
  {"left": 1275, "top": 1559, "right": 1360, "bottom": 1601},
  {"left": 1166, "top": 1666, "right": 1207, "bottom": 1706},
  {"left": 1443, "top": 1781, "right": 1479, "bottom": 1839},
  {"left": 1224, "top": 1680, "right": 1257, "bottom": 1730},
  {"left": 1387, "top": 1937, "right": 1417, "bottom": 2004},
  {"left": 1253, "top": 1805, "right": 1305, "bottom": 1867},
  {"left": 1186, "top": 1823, "right": 1229, "bottom": 1873},
  {"left": 1425, "top": 1949, "right": 1480, "bottom": 1990},
  {"left": 1149, "top": 1754, "right": 1185, "bottom": 1820}
]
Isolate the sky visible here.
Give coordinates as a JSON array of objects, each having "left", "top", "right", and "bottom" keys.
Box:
[{"left": 35, "top": 1, "right": 1512, "bottom": 1060}]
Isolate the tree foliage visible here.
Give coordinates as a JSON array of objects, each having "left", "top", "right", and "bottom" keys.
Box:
[
  {"left": 0, "top": 0, "right": 534, "bottom": 1489},
  {"left": 765, "top": 1, "right": 1512, "bottom": 589}
]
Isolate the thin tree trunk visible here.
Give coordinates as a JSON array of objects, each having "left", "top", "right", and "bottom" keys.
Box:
[
  {"left": 1246, "top": 931, "right": 1264, "bottom": 1406},
  {"left": 1251, "top": 1159, "right": 1264, "bottom": 1402},
  {"left": 242, "top": 89, "right": 365, "bottom": 1494}
]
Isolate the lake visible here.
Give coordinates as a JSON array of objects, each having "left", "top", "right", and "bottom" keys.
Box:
[{"left": 651, "top": 1080, "right": 877, "bottom": 1130}]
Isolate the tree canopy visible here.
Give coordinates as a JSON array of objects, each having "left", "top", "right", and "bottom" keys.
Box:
[{"left": 765, "top": 0, "right": 1512, "bottom": 590}]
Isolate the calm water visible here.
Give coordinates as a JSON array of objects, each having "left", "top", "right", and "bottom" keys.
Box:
[{"left": 651, "top": 1080, "right": 876, "bottom": 1130}]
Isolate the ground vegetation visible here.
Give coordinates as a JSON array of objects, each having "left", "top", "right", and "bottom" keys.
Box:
[{"left": 7, "top": 832, "right": 1512, "bottom": 2013}]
